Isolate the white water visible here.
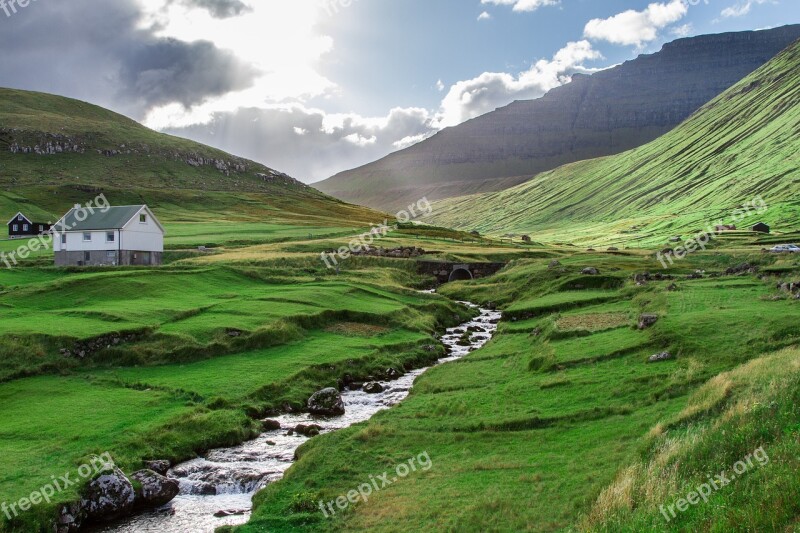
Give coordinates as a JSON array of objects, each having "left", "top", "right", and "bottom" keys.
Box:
[{"left": 97, "top": 303, "right": 500, "bottom": 533}]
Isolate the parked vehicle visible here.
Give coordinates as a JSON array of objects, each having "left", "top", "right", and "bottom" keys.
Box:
[{"left": 770, "top": 244, "right": 800, "bottom": 253}]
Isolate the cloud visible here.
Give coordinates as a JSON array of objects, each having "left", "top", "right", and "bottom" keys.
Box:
[
  {"left": 117, "top": 38, "right": 256, "bottom": 109},
  {"left": 478, "top": 11, "right": 492, "bottom": 20},
  {"left": 721, "top": 0, "right": 771, "bottom": 18},
  {"left": 0, "top": 0, "right": 256, "bottom": 118},
  {"left": 160, "top": 105, "right": 440, "bottom": 181},
  {"left": 175, "top": 0, "right": 252, "bottom": 18},
  {"left": 583, "top": 0, "right": 688, "bottom": 46},
  {"left": 436, "top": 79, "right": 446, "bottom": 91},
  {"left": 437, "top": 40, "right": 603, "bottom": 127},
  {"left": 480, "top": 0, "right": 559, "bottom": 12},
  {"left": 671, "top": 23, "right": 693, "bottom": 37}
]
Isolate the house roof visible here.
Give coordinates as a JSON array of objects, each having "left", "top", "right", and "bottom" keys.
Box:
[
  {"left": 6, "top": 212, "right": 31, "bottom": 226},
  {"left": 54, "top": 205, "right": 163, "bottom": 232}
]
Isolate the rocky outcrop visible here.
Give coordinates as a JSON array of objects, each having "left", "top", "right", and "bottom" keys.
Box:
[
  {"left": 638, "top": 314, "right": 659, "bottom": 330},
  {"left": 317, "top": 26, "right": 800, "bottom": 211},
  {"left": 59, "top": 331, "right": 145, "bottom": 359},
  {"left": 648, "top": 352, "right": 675, "bottom": 363},
  {"left": 307, "top": 387, "right": 345, "bottom": 416},
  {"left": 581, "top": 267, "right": 600, "bottom": 276},
  {"left": 131, "top": 470, "right": 180, "bottom": 508}
]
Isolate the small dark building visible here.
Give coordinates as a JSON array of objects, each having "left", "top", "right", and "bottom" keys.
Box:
[
  {"left": 751, "top": 222, "right": 770, "bottom": 234},
  {"left": 7, "top": 212, "right": 51, "bottom": 239}
]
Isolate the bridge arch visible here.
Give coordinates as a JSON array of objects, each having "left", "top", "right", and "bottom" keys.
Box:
[{"left": 448, "top": 268, "right": 473, "bottom": 282}]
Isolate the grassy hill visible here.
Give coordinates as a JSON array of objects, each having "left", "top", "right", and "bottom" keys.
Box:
[
  {"left": 430, "top": 39, "right": 800, "bottom": 247},
  {"left": 0, "top": 88, "right": 385, "bottom": 249}
]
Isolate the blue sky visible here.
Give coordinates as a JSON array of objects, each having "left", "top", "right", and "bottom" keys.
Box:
[{"left": 0, "top": 0, "right": 797, "bottom": 181}]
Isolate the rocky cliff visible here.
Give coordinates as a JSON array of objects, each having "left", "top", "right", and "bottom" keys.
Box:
[{"left": 317, "top": 25, "right": 800, "bottom": 211}]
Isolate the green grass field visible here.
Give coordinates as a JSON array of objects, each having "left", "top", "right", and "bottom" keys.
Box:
[{"left": 234, "top": 250, "right": 800, "bottom": 532}]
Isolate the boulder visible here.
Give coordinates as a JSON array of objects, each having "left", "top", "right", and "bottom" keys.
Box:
[
  {"left": 385, "top": 367, "right": 401, "bottom": 379},
  {"left": 638, "top": 314, "right": 659, "bottom": 330},
  {"left": 363, "top": 381, "right": 385, "bottom": 394},
  {"left": 581, "top": 267, "right": 600, "bottom": 275},
  {"left": 80, "top": 466, "right": 136, "bottom": 522},
  {"left": 295, "top": 424, "right": 323, "bottom": 437},
  {"left": 261, "top": 419, "right": 282, "bottom": 431},
  {"left": 56, "top": 502, "right": 84, "bottom": 533},
  {"left": 548, "top": 260, "right": 562, "bottom": 270},
  {"left": 214, "top": 509, "right": 248, "bottom": 518},
  {"left": 648, "top": 352, "right": 675, "bottom": 363},
  {"left": 131, "top": 470, "right": 180, "bottom": 508},
  {"left": 307, "top": 387, "right": 345, "bottom": 416},
  {"left": 666, "top": 283, "right": 679, "bottom": 292},
  {"left": 144, "top": 460, "right": 171, "bottom": 476}
]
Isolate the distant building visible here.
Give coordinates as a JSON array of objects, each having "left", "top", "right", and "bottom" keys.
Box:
[
  {"left": 7, "top": 212, "right": 51, "bottom": 239},
  {"left": 715, "top": 225, "right": 737, "bottom": 232},
  {"left": 53, "top": 205, "right": 164, "bottom": 267},
  {"left": 751, "top": 222, "right": 770, "bottom": 234}
]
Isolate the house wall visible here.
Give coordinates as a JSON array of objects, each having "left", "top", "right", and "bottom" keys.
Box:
[
  {"left": 120, "top": 209, "right": 164, "bottom": 253},
  {"left": 54, "top": 230, "right": 120, "bottom": 252},
  {"left": 55, "top": 250, "right": 163, "bottom": 267}
]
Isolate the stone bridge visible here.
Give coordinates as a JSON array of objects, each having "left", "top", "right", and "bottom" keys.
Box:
[{"left": 417, "top": 260, "right": 507, "bottom": 283}]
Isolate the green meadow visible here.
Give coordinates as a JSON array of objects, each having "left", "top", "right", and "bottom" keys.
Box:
[
  {"left": 233, "top": 248, "right": 800, "bottom": 532},
  {"left": 0, "top": 246, "right": 476, "bottom": 531}
]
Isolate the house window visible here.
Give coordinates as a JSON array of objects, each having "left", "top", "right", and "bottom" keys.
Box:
[
  {"left": 106, "top": 251, "right": 116, "bottom": 259},
  {"left": 12, "top": 224, "right": 18, "bottom": 232},
  {"left": 23, "top": 224, "right": 29, "bottom": 231},
  {"left": 107, "top": 232, "right": 115, "bottom": 243},
  {"left": 83, "top": 232, "right": 92, "bottom": 242},
  {"left": 61, "top": 234, "right": 67, "bottom": 245},
  {"left": 84, "top": 251, "right": 91, "bottom": 263},
  {"left": 38, "top": 225, "right": 44, "bottom": 232},
  {"left": 17, "top": 215, "right": 22, "bottom": 221},
  {"left": 139, "top": 214, "right": 147, "bottom": 223}
]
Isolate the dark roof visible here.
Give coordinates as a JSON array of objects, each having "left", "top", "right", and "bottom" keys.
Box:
[
  {"left": 6, "top": 212, "right": 31, "bottom": 225},
  {"left": 55, "top": 205, "right": 146, "bottom": 231}
]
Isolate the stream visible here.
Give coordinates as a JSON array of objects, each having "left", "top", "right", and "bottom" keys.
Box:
[{"left": 97, "top": 301, "right": 500, "bottom": 533}]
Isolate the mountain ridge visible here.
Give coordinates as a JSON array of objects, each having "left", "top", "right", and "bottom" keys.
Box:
[
  {"left": 428, "top": 37, "right": 800, "bottom": 246},
  {"left": 317, "top": 25, "right": 800, "bottom": 211}
]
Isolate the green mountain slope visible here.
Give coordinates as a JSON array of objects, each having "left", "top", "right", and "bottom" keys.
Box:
[
  {"left": 0, "top": 88, "right": 383, "bottom": 239},
  {"left": 430, "top": 39, "right": 800, "bottom": 247},
  {"left": 318, "top": 26, "right": 800, "bottom": 213}
]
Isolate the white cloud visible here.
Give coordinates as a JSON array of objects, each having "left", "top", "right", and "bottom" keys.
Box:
[
  {"left": 480, "top": 0, "right": 559, "bottom": 12},
  {"left": 478, "top": 11, "right": 492, "bottom": 20},
  {"left": 436, "top": 79, "right": 446, "bottom": 91},
  {"left": 293, "top": 127, "right": 308, "bottom": 136},
  {"left": 721, "top": 0, "right": 771, "bottom": 18},
  {"left": 671, "top": 23, "right": 693, "bottom": 37},
  {"left": 437, "top": 40, "right": 603, "bottom": 127},
  {"left": 583, "top": 0, "right": 688, "bottom": 46}
]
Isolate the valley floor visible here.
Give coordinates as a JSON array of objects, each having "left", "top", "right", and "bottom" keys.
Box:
[{"left": 0, "top": 222, "right": 799, "bottom": 532}]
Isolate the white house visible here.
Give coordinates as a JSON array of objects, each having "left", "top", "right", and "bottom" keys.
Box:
[{"left": 53, "top": 205, "right": 165, "bottom": 266}]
